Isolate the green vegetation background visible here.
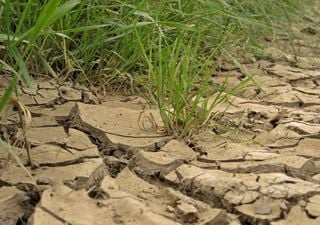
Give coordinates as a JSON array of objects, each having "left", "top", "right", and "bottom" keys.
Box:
[{"left": 0, "top": 0, "right": 315, "bottom": 136}]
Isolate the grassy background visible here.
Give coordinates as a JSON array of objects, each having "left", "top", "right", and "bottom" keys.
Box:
[{"left": 0, "top": 0, "right": 315, "bottom": 136}]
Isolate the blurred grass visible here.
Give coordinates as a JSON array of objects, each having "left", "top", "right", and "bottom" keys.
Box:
[
  {"left": 0, "top": 0, "right": 315, "bottom": 136},
  {"left": 1, "top": 0, "right": 312, "bottom": 83}
]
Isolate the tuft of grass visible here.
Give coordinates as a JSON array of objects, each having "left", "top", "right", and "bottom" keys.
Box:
[{"left": 136, "top": 32, "right": 252, "bottom": 137}]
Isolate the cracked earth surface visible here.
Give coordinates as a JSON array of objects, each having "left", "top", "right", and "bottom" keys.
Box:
[{"left": 1, "top": 10, "right": 320, "bottom": 225}]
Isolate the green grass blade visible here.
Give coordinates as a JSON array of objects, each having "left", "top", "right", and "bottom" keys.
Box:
[
  {"left": 48, "top": 0, "right": 81, "bottom": 25},
  {"left": 17, "top": 0, "right": 61, "bottom": 49},
  {"left": 10, "top": 47, "right": 32, "bottom": 87}
]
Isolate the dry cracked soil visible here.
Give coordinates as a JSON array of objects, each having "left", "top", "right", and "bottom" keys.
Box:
[{"left": 1, "top": 10, "right": 320, "bottom": 225}]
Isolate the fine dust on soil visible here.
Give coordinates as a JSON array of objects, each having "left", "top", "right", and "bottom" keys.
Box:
[{"left": 1, "top": 11, "right": 320, "bottom": 225}]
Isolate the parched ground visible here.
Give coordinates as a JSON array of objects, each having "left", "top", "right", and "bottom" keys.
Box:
[{"left": 1, "top": 9, "right": 320, "bottom": 225}]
